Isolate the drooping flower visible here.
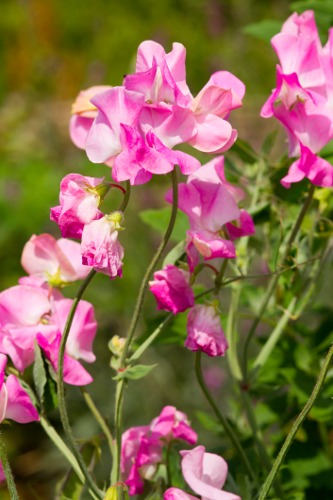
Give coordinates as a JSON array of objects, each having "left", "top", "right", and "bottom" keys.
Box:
[
  {"left": 80, "top": 211, "right": 124, "bottom": 278},
  {"left": 149, "top": 264, "right": 194, "bottom": 314},
  {"left": 150, "top": 406, "right": 197, "bottom": 445},
  {"left": 164, "top": 445, "right": 241, "bottom": 500},
  {"left": 50, "top": 173, "right": 106, "bottom": 239},
  {"left": 185, "top": 304, "right": 228, "bottom": 357},
  {"left": 21, "top": 233, "right": 92, "bottom": 286}
]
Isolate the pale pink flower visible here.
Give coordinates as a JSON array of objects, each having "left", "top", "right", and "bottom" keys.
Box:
[
  {"left": 0, "top": 354, "right": 39, "bottom": 424},
  {"left": 165, "top": 445, "right": 240, "bottom": 500},
  {"left": 50, "top": 173, "right": 105, "bottom": 239},
  {"left": 70, "top": 85, "right": 112, "bottom": 149},
  {"left": 186, "top": 304, "right": 228, "bottom": 357},
  {"left": 81, "top": 212, "right": 124, "bottom": 278},
  {"left": 149, "top": 265, "right": 194, "bottom": 314},
  {"left": 21, "top": 233, "right": 92, "bottom": 286}
]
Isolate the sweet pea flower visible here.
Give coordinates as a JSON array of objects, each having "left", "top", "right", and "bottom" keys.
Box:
[
  {"left": 121, "top": 406, "right": 197, "bottom": 496},
  {"left": 0, "top": 354, "right": 39, "bottom": 424},
  {"left": 50, "top": 173, "right": 106, "bottom": 239},
  {"left": 149, "top": 265, "right": 194, "bottom": 314},
  {"left": 164, "top": 446, "right": 240, "bottom": 500},
  {"left": 150, "top": 406, "right": 197, "bottom": 445},
  {"left": 166, "top": 157, "right": 255, "bottom": 271},
  {"left": 0, "top": 285, "right": 97, "bottom": 373},
  {"left": 21, "top": 234, "right": 92, "bottom": 286},
  {"left": 70, "top": 85, "right": 112, "bottom": 149},
  {"left": 185, "top": 304, "right": 228, "bottom": 357},
  {"left": 81, "top": 211, "right": 124, "bottom": 278}
]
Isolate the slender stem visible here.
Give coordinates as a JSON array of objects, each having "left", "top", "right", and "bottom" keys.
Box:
[
  {"left": 40, "top": 416, "right": 84, "bottom": 483},
  {"left": 242, "top": 184, "right": 315, "bottom": 382},
  {"left": 194, "top": 352, "right": 257, "bottom": 483},
  {"left": 226, "top": 285, "right": 243, "bottom": 380},
  {"left": 258, "top": 343, "right": 333, "bottom": 499},
  {"left": 120, "top": 169, "right": 179, "bottom": 366},
  {"left": 165, "top": 441, "right": 173, "bottom": 487},
  {"left": 112, "top": 170, "right": 179, "bottom": 484},
  {"left": 214, "top": 259, "right": 228, "bottom": 294},
  {"left": 57, "top": 269, "right": 104, "bottom": 499},
  {"left": 80, "top": 388, "right": 114, "bottom": 460},
  {"left": 118, "top": 181, "right": 131, "bottom": 212},
  {"left": 0, "top": 434, "right": 19, "bottom": 500}
]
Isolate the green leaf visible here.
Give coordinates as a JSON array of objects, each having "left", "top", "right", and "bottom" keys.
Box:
[
  {"left": 33, "top": 341, "right": 47, "bottom": 406},
  {"left": 162, "top": 240, "right": 186, "bottom": 267},
  {"left": 243, "top": 20, "right": 282, "bottom": 42},
  {"left": 230, "top": 138, "right": 258, "bottom": 164},
  {"left": 195, "top": 410, "right": 221, "bottom": 433},
  {"left": 113, "top": 363, "right": 157, "bottom": 381},
  {"left": 139, "top": 208, "right": 189, "bottom": 242},
  {"left": 261, "top": 129, "right": 279, "bottom": 155}
]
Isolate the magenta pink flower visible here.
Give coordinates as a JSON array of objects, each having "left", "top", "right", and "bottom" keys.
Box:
[
  {"left": 166, "top": 156, "right": 255, "bottom": 271},
  {"left": 0, "top": 354, "right": 39, "bottom": 424},
  {"left": 81, "top": 212, "right": 124, "bottom": 278},
  {"left": 150, "top": 406, "right": 197, "bottom": 445},
  {"left": 164, "top": 445, "right": 240, "bottom": 500},
  {"left": 185, "top": 304, "right": 228, "bottom": 357},
  {"left": 50, "top": 173, "right": 105, "bottom": 239},
  {"left": 121, "top": 406, "right": 197, "bottom": 496},
  {"left": 281, "top": 143, "right": 333, "bottom": 188},
  {"left": 70, "top": 85, "right": 112, "bottom": 149},
  {"left": 21, "top": 233, "right": 92, "bottom": 286},
  {"left": 149, "top": 265, "right": 194, "bottom": 314}
]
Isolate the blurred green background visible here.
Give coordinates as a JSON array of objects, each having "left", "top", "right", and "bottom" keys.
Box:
[{"left": 2, "top": 0, "right": 332, "bottom": 498}]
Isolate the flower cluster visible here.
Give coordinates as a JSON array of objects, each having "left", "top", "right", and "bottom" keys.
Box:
[
  {"left": 149, "top": 156, "right": 254, "bottom": 357},
  {"left": 121, "top": 406, "right": 197, "bottom": 495},
  {"left": 0, "top": 237, "right": 97, "bottom": 386},
  {"left": 70, "top": 41, "right": 245, "bottom": 185},
  {"left": 261, "top": 10, "right": 333, "bottom": 187}
]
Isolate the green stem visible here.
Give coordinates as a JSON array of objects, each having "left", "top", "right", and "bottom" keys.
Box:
[
  {"left": 194, "top": 352, "right": 257, "bottom": 484},
  {"left": 0, "top": 434, "right": 19, "bottom": 500},
  {"left": 226, "top": 285, "right": 243, "bottom": 380},
  {"left": 112, "top": 170, "right": 179, "bottom": 484},
  {"left": 129, "top": 313, "right": 173, "bottom": 362},
  {"left": 80, "top": 388, "right": 114, "bottom": 461},
  {"left": 258, "top": 343, "right": 333, "bottom": 499},
  {"left": 165, "top": 441, "right": 173, "bottom": 488},
  {"left": 242, "top": 183, "right": 315, "bottom": 382},
  {"left": 118, "top": 181, "right": 131, "bottom": 212},
  {"left": 57, "top": 269, "right": 104, "bottom": 499}
]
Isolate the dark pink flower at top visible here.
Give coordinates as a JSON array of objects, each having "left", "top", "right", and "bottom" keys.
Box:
[
  {"left": 81, "top": 212, "right": 124, "bottom": 278},
  {"left": 185, "top": 304, "right": 228, "bottom": 357},
  {"left": 0, "top": 354, "right": 39, "bottom": 424},
  {"left": 70, "top": 85, "right": 112, "bottom": 149},
  {"left": 149, "top": 265, "right": 194, "bottom": 314},
  {"left": 50, "top": 173, "right": 105, "bottom": 239},
  {"left": 21, "top": 233, "right": 92, "bottom": 286}
]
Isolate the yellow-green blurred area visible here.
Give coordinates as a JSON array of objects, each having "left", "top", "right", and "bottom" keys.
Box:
[{"left": 1, "top": 0, "right": 321, "bottom": 498}]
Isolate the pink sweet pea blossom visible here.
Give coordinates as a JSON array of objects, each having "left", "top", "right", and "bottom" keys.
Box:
[
  {"left": 149, "top": 265, "right": 194, "bottom": 314},
  {"left": 167, "top": 156, "right": 255, "bottom": 271},
  {"left": 150, "top": 406, "right": 197, "bottom": 445},
  {"left": 185, "top": 304, "right": 228, "bottom": 357},
  {"left": 121, "top": 406, "right": 197, "bottom": 496},
  {"left": 50, "top": 173, "right": 105, "bottom": 239},
  {"left": 281, "top": 143, "right": 333, "bottom": 188},
  {"left": 21, "top": 234, "right": 92, "bottom": 286},
  {"left": 70, "top": 85, "right": 112, "bottom": 149},
  {"left": 81, "top": 212, "right": 124, "bottom": 278},
  {"left": 0, "top": 354, "right": 39, "bottom": 424},
  {"left": 164, "top": 446, "right": 240, "bottom": 500},
  {"left": 0, "top": 285, "right": 97, "bottom": 374}
]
